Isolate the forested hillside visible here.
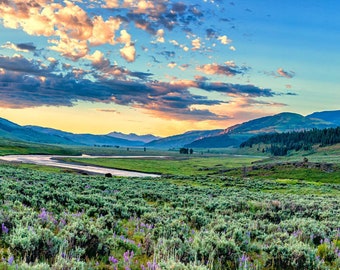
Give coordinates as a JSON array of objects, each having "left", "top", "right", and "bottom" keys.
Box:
[{"left": 240, "top": 127, "right": 340, "bottom": 156}]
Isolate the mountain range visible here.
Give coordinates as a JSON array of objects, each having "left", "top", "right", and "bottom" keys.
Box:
[
  {"left": 0, "top": 119, "right": 145, "bottom": 147},
  {"left": 0, "top": 110, "right": 339, "bottom": 149}
]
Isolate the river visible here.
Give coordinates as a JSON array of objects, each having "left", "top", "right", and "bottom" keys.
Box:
[{"left": 0, "top": 155, "right": 160, "bottom": 178}]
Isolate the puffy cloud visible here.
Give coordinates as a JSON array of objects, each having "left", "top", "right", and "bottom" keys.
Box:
[
  {"left": 120, "top": 44, "right": 136, "bottom": 62},
  {"left": 0, "top": 54, "right": 51, "bottom": 74},
  {"left": 217, "top": 35, "right": 232, "bottom": 45},
  {"left": 168, "top": 62, "right": 177, "bottom": 68},
  {"left": 54, "top": 1, "right": 93, "bottom": 40},
  {"left": 182, "top": 46, "right": 189, "bottom": 52},
  {"left": 86, "top": 50, "right": 111, "bottom": 70},
  {"left": 103, "top": 0, "right": 120, "bottom": 8},
  {"left": 136, "top": 0, "right": 156, "bottom": 13},
  {"left": 197, "top": 63, "right": 245, "bottom": 77},
  {"left": 192, "top": 38, "right": 201, "bottom": 50},
  {"left": 0, "top": 0, "right": 128, "bottom": 61},
  {"left": 117, "top": 29, "right": 132, "bottom": 44},
  {"left": 170, "top": 40, "right": 179, "bottom": 46},
  {"left": 156, "top": 29, "right": 165, "bottom": 43},
  {"left": 0, "top": 55, "right": 277, "bottom": 121},
  {"left": 85, "top": 51, "right": 152, "bottom": 80},
  {"left": 48, "top": 35, "right": 89, "bottom": 61},
  {"left": 117, "top": 30, "right": 136, "bottom": 62},
  {"left": 1, "top": 42, "right": 36, "bottom": 52},
  {"left": 0, "top": 1, "right": 57, "bottom": 36},
  {"left": 89, "top": 16, "right": 121, "bottom": 46},
  {"left": 277, "top": 68, "right": 295, "bottom": 78}
]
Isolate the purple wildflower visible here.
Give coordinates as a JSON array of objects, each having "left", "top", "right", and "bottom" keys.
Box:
[
  {"left": 59, "top": 218, "right": 66, "bottom": 226},
  {"left": 123, "top": 250, "right": 134, "bottom": 263},
  {"left": 146, "top": 261, "right": 159, "bottom": 270},
  {"left": 239, "top": 254, "right": 248, "bottom": 268},
  {"left": 335, "top": 248, "right": 340, "bottom": 258},
  {"left": 1, "top": 223, "right": 8, "bottom": 234},
  {"left": 8, "top": 255, "right": 14, "bottom": 265},
  {"left": 109, "top": 256, "right": 118, "bottom": 264},
  {"left": 38, "top": 208, "right": 48, "bottom": 221}
]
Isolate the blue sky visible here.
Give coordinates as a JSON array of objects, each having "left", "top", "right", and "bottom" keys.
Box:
[{"left": 0, "top": 0, "right": 339, "bottom": 136}]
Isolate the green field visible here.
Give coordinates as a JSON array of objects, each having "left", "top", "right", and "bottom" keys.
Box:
[
  {"left": 0, "top": 138, "right": 80, "bottom": 156},
  {"left": 60, "top": 155, "right": 263, "bottom": 176},
  {"left": 0, "top": 142, "right": 340, "bottom": 269}
]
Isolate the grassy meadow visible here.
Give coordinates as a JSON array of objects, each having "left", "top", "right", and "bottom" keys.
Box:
[{"left": 0, "top": 141, "right": 339, "bottom": 269}]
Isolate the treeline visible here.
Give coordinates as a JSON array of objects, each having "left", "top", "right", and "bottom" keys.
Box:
[{"left": 240, "top": 127, "right": 340, "bottom": 156}]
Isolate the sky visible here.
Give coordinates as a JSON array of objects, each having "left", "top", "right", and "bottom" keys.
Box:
[{"left": 0, "top": 0, "right": 339, "bottom": 136}]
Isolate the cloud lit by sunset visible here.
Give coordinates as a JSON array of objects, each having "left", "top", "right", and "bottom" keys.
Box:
[{"left": 0, "top": 0, "right": 339, "bottom": 136}]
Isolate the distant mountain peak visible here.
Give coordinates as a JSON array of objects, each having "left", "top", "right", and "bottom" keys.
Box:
[
  {"left": 107, "top": 131, "right": 161, "bottom": 143},
  {"left": 1, "top": 109, "right": 339, "bottom": 149}
]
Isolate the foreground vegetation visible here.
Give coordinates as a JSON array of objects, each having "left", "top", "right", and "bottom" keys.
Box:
[{"left": 0, "top": 155, "right": 339, "bottom": 269}]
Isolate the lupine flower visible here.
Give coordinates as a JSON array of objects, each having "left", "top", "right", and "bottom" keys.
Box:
[
  {"left": 123, "top": 250, "right": 134, "bottom": 263},
  {"left": 335, "top": 248, "right": 340, "bottom": 258},
  {"left": 8, "top": 255, "right": 14, "bottom": 265},
  {"left": 109, "top": 256, "right": 118, "bottom": 264},
  {"left": 38, "top": 208, "right": 48, "bottom": 221},
  {"left": 1, "top": 223, "right": 8, "bottom": 234},
  {"left": 239, "top": 254, "right": 248, "bottom": 269},
  {"left": 146, "top": 261, "right": 159, "bottom": 270},
  {"left": 59, "top": 218, "right": 66, "bottom": 226}
]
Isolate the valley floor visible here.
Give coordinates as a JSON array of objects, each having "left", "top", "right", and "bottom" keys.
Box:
[{"left": 0, "top": 153, "right": 339, "bottom": 269}]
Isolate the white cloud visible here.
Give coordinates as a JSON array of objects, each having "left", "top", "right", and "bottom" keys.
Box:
[
  {"left": 218, "top": 35, "right": 232, "bottom": 45},
  {"left": 192, "top": 38, "right": 201, "bottom": 50}
]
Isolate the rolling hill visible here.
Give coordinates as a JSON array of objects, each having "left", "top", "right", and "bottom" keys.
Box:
[
  {"left": 0, "top": 118, "right": 145, "bottom": 147},
  {"left": 26, "top": 126, "right": 145, "bottom": 147},
  {"left": 1, "top": 109, "right": 339, "bottom": 149},
  {"left": 145, "top": 129, "right": 223, "bottom": 148},
  {"left": 185, "top": 112, "right": 338, "bottom": 148},
  {"left": 307, "top": 110, "right": 340, "bottom": 126}
]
